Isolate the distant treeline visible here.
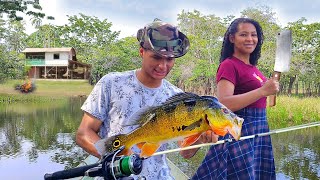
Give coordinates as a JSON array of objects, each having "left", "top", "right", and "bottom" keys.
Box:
[{"left": 0, "top": 5, "right": 319, "bottom": 97}]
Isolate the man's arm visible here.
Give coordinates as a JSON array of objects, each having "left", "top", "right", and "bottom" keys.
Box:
[{"left": 76, "top": 112, "right": 103, "bottom": 158}]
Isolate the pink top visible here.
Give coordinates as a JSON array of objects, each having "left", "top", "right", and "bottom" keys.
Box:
[{"left": 216, "top": 56, "right": 267, "bottom": 108}]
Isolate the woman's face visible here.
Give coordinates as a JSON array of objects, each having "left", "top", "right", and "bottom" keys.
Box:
[{"left": 229, "top": 22, "right": 258, "bottom": 56}]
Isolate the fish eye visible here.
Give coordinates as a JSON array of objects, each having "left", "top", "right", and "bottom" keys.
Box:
[{"left": 113, "top": 139, "right": 121, "bottom": 148}]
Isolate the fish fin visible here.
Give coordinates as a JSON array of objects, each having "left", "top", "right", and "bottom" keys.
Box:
[
  {"left": 163, "top": 92, "right": 201, "bottom": 104},
  {"left": 211, "top": 125, "right": 228, "bottom": 136},
  {"left": 124, "top": 106, "right": 159, "bottom": 127},
  {"left": 179, "top": 133, "right": 202, "bottom": 147},
  {"left": 136, "top": 142, "right": 145, "bottom": 149},
  {"left": 140, "top": 143, "right": 160, "bottom": 158}
]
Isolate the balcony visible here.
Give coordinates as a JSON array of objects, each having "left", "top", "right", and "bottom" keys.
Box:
[{"left": 26, "top": 59, "right": 45, "bottom": 66}]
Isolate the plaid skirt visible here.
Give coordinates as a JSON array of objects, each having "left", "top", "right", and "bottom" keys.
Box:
[{"left": 192, "top": 108, "right": 276, "bottom": 180}]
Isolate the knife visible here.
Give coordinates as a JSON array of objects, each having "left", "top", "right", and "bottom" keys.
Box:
[{"left": 268, "top": 30, "right": 292, "bottom": 107}]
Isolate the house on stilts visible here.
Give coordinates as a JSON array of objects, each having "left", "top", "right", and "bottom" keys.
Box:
[{"left": 22, "top": 47, "right": 91, "bottom": 80}]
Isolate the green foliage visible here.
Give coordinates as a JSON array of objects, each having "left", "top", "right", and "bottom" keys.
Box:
[
  {"left": 89, "top": 36, "right": 140, "bottom": 84},
  {"left": 0, "top": 6, "right": 319, "bottom": 96},
  {"left": 0, "top": 46, "right": 25, "bottom": 82},
  {"left": 0, "top": 0, "right": 45, "bottom": 21},
  {"left": 59, "top": 13, "right": 120, "bottom": 63}
]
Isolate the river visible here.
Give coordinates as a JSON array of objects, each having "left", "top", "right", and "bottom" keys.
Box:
[{"left": 0, "top": 97, "right": 319, "bottom": 179}]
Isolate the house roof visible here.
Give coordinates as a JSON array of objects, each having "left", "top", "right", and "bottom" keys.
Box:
[{"left": 22, "top": 47, "right": 75, "bottom": 53}]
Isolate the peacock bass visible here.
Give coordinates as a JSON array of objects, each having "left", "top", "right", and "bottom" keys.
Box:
[{"left": 95, "top": 92, "right": 244, "bottom": 158}]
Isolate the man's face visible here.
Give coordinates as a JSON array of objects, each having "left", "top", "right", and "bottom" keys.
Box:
[{"left": 140, "top": 47, "right": 175, "bottom": 80}]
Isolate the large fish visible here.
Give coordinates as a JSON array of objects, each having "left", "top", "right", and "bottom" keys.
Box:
[{"left": 95, "top": 92, "right": 244, "bottom": 158}]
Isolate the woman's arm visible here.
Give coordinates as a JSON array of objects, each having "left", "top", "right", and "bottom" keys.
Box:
[{"left": 217, "top": 79, "right": 279, "bottom": 112}]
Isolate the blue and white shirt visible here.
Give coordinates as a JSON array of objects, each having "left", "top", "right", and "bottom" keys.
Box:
[{"left": 81, "top": 69, "right": 182, "bottom": 180}]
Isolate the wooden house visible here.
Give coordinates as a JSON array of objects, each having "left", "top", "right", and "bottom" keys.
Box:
[{"left": 22, "top": 47, "right": 91, "bottom": 79}]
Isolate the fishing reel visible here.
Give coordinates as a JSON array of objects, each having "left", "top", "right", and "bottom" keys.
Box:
[
  {"left": 98, "top": 146, "right": 143, "bottom": 179},
  {"left": 44, "top": 146, "right": 143, "bottom": 180}
]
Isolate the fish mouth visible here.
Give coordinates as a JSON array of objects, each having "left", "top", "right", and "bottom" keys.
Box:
[{"left": 227, "top": 117, "right": 244, "bottom": 140}]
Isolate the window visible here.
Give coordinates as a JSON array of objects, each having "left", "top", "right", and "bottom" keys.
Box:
[{"left": 53, "top": 53, "right": 60, "bottom": 59}]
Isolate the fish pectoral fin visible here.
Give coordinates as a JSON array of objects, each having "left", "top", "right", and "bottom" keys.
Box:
[
  {"left": 140, "top": 143, "right": 160, "bottom": 158},
  {"left": 210, "top": 125, "right": 228, "bottom": 136},
  {"left": 136, "top": 142, "right": 145, "bottom": 149},
  {"left": 179, "top": 133, "right": 202, "bottom": 147}
]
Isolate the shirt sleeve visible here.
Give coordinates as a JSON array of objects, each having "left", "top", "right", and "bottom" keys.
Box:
[
  {"left": 216, "top": 60, "right": 237, "bottom": 86},
  {"left": 81, "top": 75, "right": 110, "bottom": 122}
]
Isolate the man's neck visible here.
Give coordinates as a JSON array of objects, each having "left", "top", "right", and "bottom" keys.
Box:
[{"left": 136, "top": 69, "right": 162, "bottom": 88}]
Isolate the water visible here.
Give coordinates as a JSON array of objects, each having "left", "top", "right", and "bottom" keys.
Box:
[
  {"left": 0, "top": 97, "right": 88, "bottom": 180},
  {"left": 167, "top": 124, "right": 320, "bottom": 179},
  {"left": 0, "top": 98, "right": 319, "bottom": 179}
]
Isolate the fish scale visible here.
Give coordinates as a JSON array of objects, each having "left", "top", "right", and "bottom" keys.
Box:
[{"left": 95, "top": 92, "right": 244, "bottom": 158}]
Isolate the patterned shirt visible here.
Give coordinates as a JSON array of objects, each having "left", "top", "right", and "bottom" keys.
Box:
[{"left": 81, "top": 69, "right": 182, "bottom": 180}]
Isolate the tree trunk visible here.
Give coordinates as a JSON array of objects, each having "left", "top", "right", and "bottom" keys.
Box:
[
  {"left": 288, "top": 75, "right": 296, "bottom": 95},
  {"left": 295, "top": 80, "right": 299, "bottom": 95}
]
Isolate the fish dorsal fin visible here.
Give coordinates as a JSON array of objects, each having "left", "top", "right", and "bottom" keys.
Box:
[
  {"left": 124, "top": 105, "right": 159, "bottom": 128},
  {"left": 163, "top": 92, "right": 201, "bottom": 105}
]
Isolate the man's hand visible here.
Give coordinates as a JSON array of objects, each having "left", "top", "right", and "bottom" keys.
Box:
[{"left": 179, "top": 130, "right": 219, "bottom": 159}]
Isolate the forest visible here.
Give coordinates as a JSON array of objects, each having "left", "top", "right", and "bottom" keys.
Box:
[{"left": 1, "top": 1, "right": 319, "bottom": 96}]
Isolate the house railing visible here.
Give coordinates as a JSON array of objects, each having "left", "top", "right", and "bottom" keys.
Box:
[{"left": 26, "top": 59, "right": 45, "bottom": 66}]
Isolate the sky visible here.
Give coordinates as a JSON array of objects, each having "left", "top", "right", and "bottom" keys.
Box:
[{"left": 24, "top": 0, "right": 320, "bottom": 39}]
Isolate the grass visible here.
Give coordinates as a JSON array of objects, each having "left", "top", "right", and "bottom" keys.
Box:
[
  {"left": 267, "top": 95, "right": 320, "bottom": 129},
  {"left": 0, "top": 79, "right": 93, "bottom": 103}
]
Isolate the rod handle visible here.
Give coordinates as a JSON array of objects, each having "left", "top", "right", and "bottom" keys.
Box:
[{"left": 44, "top": 162, "right": 100, "bottom": 180}]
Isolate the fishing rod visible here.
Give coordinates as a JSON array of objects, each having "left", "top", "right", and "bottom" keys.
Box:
[{"left": 152, "top": 121, "right": 320, "bottom": 157}]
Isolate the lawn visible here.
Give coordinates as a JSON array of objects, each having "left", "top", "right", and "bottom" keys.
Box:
[{"left": 0, "top": 79, "right": 93, "bottom": 97}]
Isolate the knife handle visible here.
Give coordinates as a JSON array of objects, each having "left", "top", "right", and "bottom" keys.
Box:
[{"left": 268, "top": 71, "right": 281, "bottom": 107}]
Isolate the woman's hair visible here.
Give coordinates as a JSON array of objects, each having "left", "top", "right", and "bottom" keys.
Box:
[{"left": 220, "top": 17, "right": 264, "bottom": 65}]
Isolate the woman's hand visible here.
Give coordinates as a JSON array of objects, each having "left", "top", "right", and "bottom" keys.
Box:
[{"left": 260, "top": 79, "right": 280, "bottom": 96}]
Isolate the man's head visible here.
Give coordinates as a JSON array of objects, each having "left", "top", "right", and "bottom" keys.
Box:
[{"left": 137, "top": 18, "right": 190, "bottom": 58}]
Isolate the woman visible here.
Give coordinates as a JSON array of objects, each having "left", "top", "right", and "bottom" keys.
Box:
[{"left": 191, "top": 18, "right": 279, "bottom": 180}]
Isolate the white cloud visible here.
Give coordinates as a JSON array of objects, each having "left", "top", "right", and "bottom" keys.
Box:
[{"left": 23, "top": 0, "right": 320, "bottom": 39}]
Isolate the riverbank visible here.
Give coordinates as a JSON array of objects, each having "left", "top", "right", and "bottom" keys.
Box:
[
  {"left": 1, "top": 79, "right": 319, "bottom": 129},
  {"left": 0, "top": 79, "right": 93, "bottom": 98}
]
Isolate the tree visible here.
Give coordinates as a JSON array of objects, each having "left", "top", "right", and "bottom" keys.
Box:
[
  {"left": 0, "top": 0, "right": 52, "bottom": 21},
  {"left": 175, "top": 10, "right": 226, "bottom": 94},
  {"left": 59, "top": 13, "right": 120, "bottom": 63},
  {"left": 287, "top": 19, "right": 320, "bottom": 96}
]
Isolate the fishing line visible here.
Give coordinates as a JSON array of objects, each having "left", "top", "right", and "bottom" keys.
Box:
[{"left": 152, "top": 121, "right": 320, "bottom": 157}]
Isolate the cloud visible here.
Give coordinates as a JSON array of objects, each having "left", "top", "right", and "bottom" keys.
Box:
[{"left": 24, "top": 0, "right": 320, "bottom": 38}]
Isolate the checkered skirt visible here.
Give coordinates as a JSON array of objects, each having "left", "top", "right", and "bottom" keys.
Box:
[{"left": 192, "top": 108, "right": 276, "bottom": 180}]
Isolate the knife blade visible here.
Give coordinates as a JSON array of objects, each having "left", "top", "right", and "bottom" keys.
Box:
[{"left": 269, "top": 30, "right": 292, "bottom": 107}]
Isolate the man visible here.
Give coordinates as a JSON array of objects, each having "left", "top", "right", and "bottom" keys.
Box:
[{"left": 76, "top": 19, "right": 190, "bottom": 179}]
